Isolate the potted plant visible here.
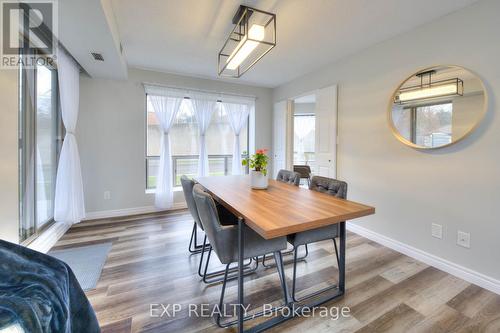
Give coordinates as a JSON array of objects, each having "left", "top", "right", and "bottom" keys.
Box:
[{"left": 242, "top": 149, "right": 269, "bottom": 189}]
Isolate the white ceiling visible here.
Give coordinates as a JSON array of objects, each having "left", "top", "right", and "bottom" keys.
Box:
[
  {"left": 59, "top": 0, "right": 127, "bottom": 79},
  {"left": 61, "top": 0, "right": 480, "bottom": 86}
]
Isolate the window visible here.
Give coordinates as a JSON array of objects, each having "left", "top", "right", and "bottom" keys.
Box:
[
  {"left": 293, "top": 114, "right": 315, "bottom": 167},
  {"left": 398, "top": 102, "right": 453, "bottom": 148},
  {"left": 19, "top": 61, "right": 62, "bottom": 242},
  {"left": 146, "top": 96, "right": 249, "bottom": 188},
  {"left": 415, "top": 103, "right": 452, "bottom": 147}
]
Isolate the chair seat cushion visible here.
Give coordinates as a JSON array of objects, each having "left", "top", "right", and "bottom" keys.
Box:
[{"left": 287, "top": 224, "right": 339, "bottom": 247}]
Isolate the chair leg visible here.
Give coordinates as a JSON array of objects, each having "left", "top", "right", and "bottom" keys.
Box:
[
  {"left": 216, "top": 253, "right": 291, "bottom": 328},
  {"left": 303, "top": 244, "right": 309, "bottom": 259},
  {"left": 197, "top": 235, "right": 209, "bottom": 277},
  {"left": 202, "top": 247, "right": 213, "bottom": 283},
  {"left": 333, "top": 237, "right": 340, "bottom": 268},
  {"left": 262, "top": 244, "right": 309, "bottom": 269},
  {"left": 291, "top": 240, "right": 340, "bottom": 303},
  {"left": 188, "top": 222, "right": 209, "bottom": 254},
  {"left": 215, "top": 263, "right": 231, "bottom": 328},
  {"left": 262, "top": 253, "right": 268, "bottom": 267}
]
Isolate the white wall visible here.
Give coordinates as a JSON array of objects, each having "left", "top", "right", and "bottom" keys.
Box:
[
  {"left": 0, "top": 69, "right": 19, "bottom": 243},
  {"left": 78, "top": 68, "right": 273, "bottom": 215},
  {"left": 274, "top": 0, "right": 500, "bottom": 281}
]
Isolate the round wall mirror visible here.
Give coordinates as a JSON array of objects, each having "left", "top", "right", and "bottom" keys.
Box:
[{"left": 389, "top": 65, "right": 487, "bottom": 149}]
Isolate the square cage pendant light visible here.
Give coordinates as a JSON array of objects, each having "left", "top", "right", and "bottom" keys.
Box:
[
  {"left": 218, "top": 5, "right": 276, "bottom": 78},
  {"left": 394, "top": 70, "right": 464, "bottom": 104}
]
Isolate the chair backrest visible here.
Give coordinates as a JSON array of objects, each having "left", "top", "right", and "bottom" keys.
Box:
[
  {"left": 180, "top": 175, "right": 203, "bottom": 230},
  {"left": 276, "top": 169, "right": 301, "bottom": 186},
  {"left": 293, "top": 165, "right": 312, "bottom": 178},
  {"left": 192, "top": 184, "right": 234, "bottom": 262},
  {"left": 309, "top": 176, "right": 347, "bottom": 199}
]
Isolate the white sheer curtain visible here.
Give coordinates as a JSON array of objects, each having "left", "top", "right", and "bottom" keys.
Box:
[
  {"left": 191, "top": 94, "right": 217, "bottom": 177},
  {"left": 149, "top": 95, "right": 183, "bottom": 209},
  {"left": 224, "top": 102, "right": 250, "bottom": 175},
  {"left": 54, "top": 49, "right": 86, "bottom": 224}
]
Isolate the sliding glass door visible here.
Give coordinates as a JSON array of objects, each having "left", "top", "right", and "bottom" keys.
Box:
[
  {"left": 35, "top": 65, "right": 59, "bottom": 228},
  {"left": 19, "top": 62, "right": 61, "bottom": 242}
]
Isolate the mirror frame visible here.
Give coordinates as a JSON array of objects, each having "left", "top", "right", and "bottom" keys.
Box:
[{"left": 388, "top": 65, "right": 488, "bottom": 149}]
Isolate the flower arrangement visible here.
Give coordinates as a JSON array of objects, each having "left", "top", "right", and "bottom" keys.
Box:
[{"left": 242, "top": 149, "right": 269, "bottom": 176}]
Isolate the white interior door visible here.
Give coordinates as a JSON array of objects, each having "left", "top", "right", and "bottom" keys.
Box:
[
  {"left": 273, "top": 100, "right": 291, "bottom": 178},
  {"left": 315, "top": 85, "right": 338, "bottom": 178}
]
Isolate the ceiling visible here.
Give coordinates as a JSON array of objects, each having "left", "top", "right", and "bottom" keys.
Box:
[
  {"left": 61, "top": 0, "right": 480, "bottom": 86},
  {"left": 58, "top": 0, "right": 128, "bottom": 79}
]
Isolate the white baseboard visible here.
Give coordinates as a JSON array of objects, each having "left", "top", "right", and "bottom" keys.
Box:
[
  {"left": 347, "top": 222, "right": 500, "bottom": 295},
  {"left": 84, "top": 203, "right": 187, "bottom": 221},
  {"left": 27, "top": 222, "right": 71, "bottom": 254},
  {"left": 26, "top": 204, "right": 187, "bottom": 253}
]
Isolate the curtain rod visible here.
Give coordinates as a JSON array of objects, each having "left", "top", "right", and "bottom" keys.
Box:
[{"left": 141, "top": 82, "right": 258, "bottom": 100}]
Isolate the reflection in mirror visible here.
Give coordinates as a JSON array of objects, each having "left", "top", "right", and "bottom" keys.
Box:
[{"left": 390, "top": 66, "right": 486, "bottom": 149}]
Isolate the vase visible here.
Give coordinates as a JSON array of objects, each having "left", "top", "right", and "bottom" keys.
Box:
[{"left": 250, "top": 170, "right": 268, "bottom": 189}]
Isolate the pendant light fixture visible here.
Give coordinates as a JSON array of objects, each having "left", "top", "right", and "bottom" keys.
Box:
[
  {"left": 218, "top": 5, "right": 276, "bottom": 78},
  {"left": 395, "top": 70, "right": 464, "bottom": 104}
]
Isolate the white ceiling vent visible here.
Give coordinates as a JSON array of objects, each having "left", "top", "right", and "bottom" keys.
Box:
[{"left": 91, "top": 52, "right": 104, "bottom": 61}]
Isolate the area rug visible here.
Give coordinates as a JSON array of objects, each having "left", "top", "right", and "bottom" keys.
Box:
[{"left": 49, "top": 243, "right": 112, "bottom": 291}]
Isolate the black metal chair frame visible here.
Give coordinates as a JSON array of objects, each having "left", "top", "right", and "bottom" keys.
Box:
[
  {"left": 216, "top": 251, "right": 291, "bottom": 328},
  {"left": 261, "top": 244, "right": 309, "bottom": 268},
  {"left": 188, "top": 222, "right": 210, "bottom": 254},
  {"left": 291, "top": 238, "right": 341, "bottom": 302}
]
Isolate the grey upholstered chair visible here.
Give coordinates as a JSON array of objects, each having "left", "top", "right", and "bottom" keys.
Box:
[
  {"left": 276, "top": 169, "right": 301, "bottom": 186},
  {"left": 181, "top": 175, "right": 247, "bottom": 283},
  {"left": 180, "top": 175, "right": 206, "bottom": 254},
  {"left": 193, "top": 184, "right": 289, "bottom": 327},
  {"left": 293, "top": 165, "right": 312, "bottom": 186},
  {"left": 287, "top": 175, "right": 348, "bottom": 302}
]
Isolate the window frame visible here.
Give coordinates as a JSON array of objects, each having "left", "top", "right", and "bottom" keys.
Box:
[
  {"left": 19, "top": 55, "right": 63, "bottom": 243},
  {"left": 403, "top": 100, "right": 452, "bottom": 146}
]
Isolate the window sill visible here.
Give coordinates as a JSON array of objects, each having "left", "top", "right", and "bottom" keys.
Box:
[{"left": 145, "top": 186, "right": 182, "bottom": 194}]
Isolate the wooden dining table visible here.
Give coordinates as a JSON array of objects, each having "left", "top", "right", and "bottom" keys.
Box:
[{"left": 195, "top": 175, "right": 375, "bottom": 332}]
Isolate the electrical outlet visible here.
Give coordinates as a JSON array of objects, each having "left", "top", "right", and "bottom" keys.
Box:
[
  {"left": 457, "top": 231, "right": 470, "bottom": 248},
  {"left": 431, "top": 223, "right": 442, "bottom": 239},
  {"left": 104, "top": 191, "right": 111, "bottom": 200}
]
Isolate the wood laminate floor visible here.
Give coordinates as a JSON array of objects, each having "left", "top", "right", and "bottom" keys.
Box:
[{"left": 52, "top": 210, "right": 500, "bottom": 333}]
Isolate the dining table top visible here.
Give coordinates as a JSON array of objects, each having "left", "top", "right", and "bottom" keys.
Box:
[{"left": 194, "top": 175, "right": 375, "bottom": 239}]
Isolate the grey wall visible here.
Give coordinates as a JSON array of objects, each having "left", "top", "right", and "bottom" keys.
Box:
[
  {"left": 274, "top": 0, "right": 500, "bottom": 280},
  {"left": 0, "top": 69, "right": 19, "bottom": 243},
  {"left": 78, "top": 68, "right": 273, "bottom": 213}
]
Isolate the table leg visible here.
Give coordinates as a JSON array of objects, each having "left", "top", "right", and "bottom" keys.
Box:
[
  {"left": 237, "top": 217, "right": 244, "bottom": 332},
  {"left": 339, "top": 221, "right": 346, "bottom": 293}
]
